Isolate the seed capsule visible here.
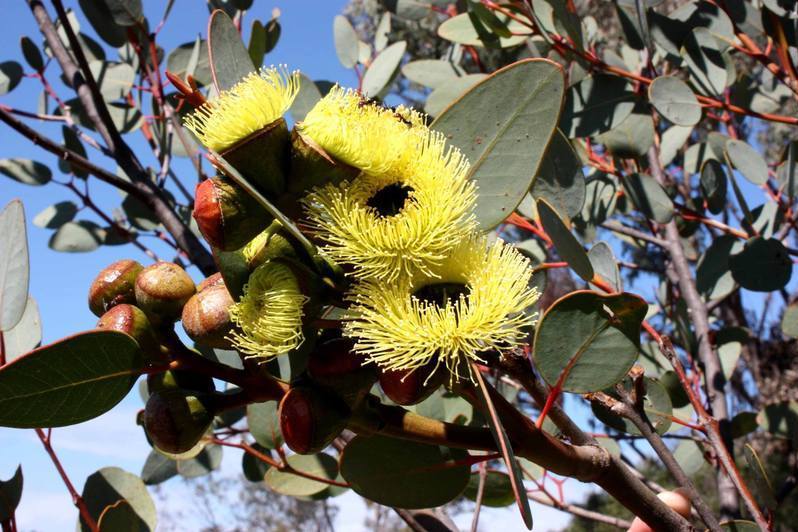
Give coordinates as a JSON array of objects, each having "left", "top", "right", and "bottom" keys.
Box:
[
  {"left": 134, "top": 262, "right": 196, "bottom": 322},
  {"left": 88, "top": 259, "right": 143, "bottom": 316},
  {"left": 96, "top": 304, "right": 161, "bottom": 361},
  {"left": 378, "top": 361, "right": 446, "bottom": 406},
  {"left": 279, "top": 386, "right": 350, "bottom": 455},
  {"left": 307, "top": 337, "right": 377, "bottom": 408},
  {"left": 181, "top": 283, "right": 236, "bottom": 349},
  {"left": 143, "top": 390, "right": 214, "bottom": 454}
]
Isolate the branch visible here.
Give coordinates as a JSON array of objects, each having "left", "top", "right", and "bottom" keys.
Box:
[{"left": 527, "top": 491, "right": 632, "bottom": 529}]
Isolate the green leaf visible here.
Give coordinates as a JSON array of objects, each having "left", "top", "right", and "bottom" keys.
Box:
[
  {"left": 290, "top": 73, "right": 323, "bottom": 122},
  {"left": 242, "top": 444, "right": 271, "bottom": 482},
  {"left": 208, "top": 10, "right": 256, "bottom": 91},
  {"left": 49, "top": 221, "right": 104, "bottom": 253},
  {"left": 375, "top": 12, "right": 391, "bottom": 51},
  {"left": 648, "top": 76, "right": 701, "bottom": 126},
  {"left": 530, "top": 129, "right": 585, "bottom": 220},
  {"left": 0, "top": 466, "right": 22, "bottom": 521},
  {"left": 167, "top": 39, "right": 212, "bottom": 87},
  {"left": 341, "top": 435, "right": 469, "bottom": 509},
  {"left": 177, "top": 444, "right": 223, "bottom": 478},
  {"left": 140, "top": 450, "right": 177, "bottom": 486},
  {"left": 782, "top": 303, "right": 798, "bottom": 337},
  {"left": 248, "top": 18, "right": 280, "bottom": 67},
  {"left": 33, "top": 201, "right": 78, "bottom": 229},
  {"left": 247, "top": 401, "right": 283, "bottom": 449},
  {"left": 596, "top": 111, "right": 655, "bottom": 158},
  {"left": 0, "top": 61, "right": 23, "bottom": 95},
  {"left": 729, "top": 237, "right": 792, "bottom": 292},
  {"left": 720, "top": 521, "right": 760, "bottom": 531},
  {"left": 592, "top": 376, "right": 673, "bottom": 435},
  {"left": 80, "top": 467, "right": 156, "bottom": 532},
  {"left": 673, "top": 439, "right": 706, "bottom": 476},
  {"left": 98, "top": 500, "right": 140, "bottom": 532},
  {"left": 743, "top": 444, "right": 776, "bottom": 508},
  {"left": 402, "top": 59, "right": 464, "bottom": 89},
  {"left": 659, "top": 125, "right": 693, "bottom": 167},
  {"left": 333, "top": 15, "right": 360, "bottom": 69},
  {"left": 264, "top": 453, "right": 340, "bottom": 497},
  {"left": 438, "top": 12, "right": 528, "bottom": 48},
  {"left": 534, "top": 290, "right": 647, "bottom": 393},
  {"left": 2, "top": 297, "right": 41, "bottom": 361},
  {"left": 731, "top": 411, "right": 758, "bottom": 439},
  {"left": 560, "top": 74, "right": 636, "bottom": 138},
  {"left": 681, "top": 27, "right": 726, "bottom": 97},
  {"left": 361, "top": 40, "right": 406, "bottom": 97},
  {"left": 100, "top": 0, "right": 144, "bottom": 26},
  {"left": 700, "top": 159, "right": 727, "bottom": 214},
  {"left": 0, "top": 158, "right": 51, "bottom": 186},
  {"left": 0, "top": 331, "right": 144, "bottom": 428},
  {"left": 423, "top": 74, "right": 486, "bottom": 117},
  {"left": 432, "top": 59, "right": 565, "bottom": 230},
  {"left": 696, "top": 234, "right": 738, "bottom": 300},
  {"left": 90, "top": 60, "right": 135, "bottom": 100},
  {"left": 758, "top": 402, "right": 798, "bottom": 445},
  {"left": 537, "top": 198, "right": 594, "bottom": 282},
  {"left": 588, "top": 241, "right": 621, "bottom": 291},
  {"left": 77, "top": 0, "right": 129, "bottom": 46},
  {"left": 622, "top": 173, "right": 674, "bottom": 224},
  {"left": 725, "top": 139, "right": 769, "bottom": 186},
  {"left": 61, "top": 125, "right": 88, "bottom": 178},
  {"left": 20, "top": 37, "right": 43, "bottom": 71},
  {"left": 463, "top": 471, "right": 515, "bottom": 507},
  {"left": 0, "top": 200, "right": 29, "bottom": 332}
]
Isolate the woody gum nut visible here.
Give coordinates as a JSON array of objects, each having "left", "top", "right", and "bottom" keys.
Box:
[
  {"left": 181, "top": 284, "right": 236, "bottom": 349},
  {"left": 88, "top": 259, "right": 143, "bottom": 317},
  {"left": 379, "top": 362, "right": 446, "bottom": 406},
  {"left": 197, "top": 272, "right": 225, "bottom": 293},
  {"left": 307, "top": 338, "right": 377, "bottom": 407},
  {"left": 135, "top": 262, "right": 196, "bottom": 321},
  {"left": 96, "top": 304, "right": 161, "bottom": 360},
  {"left": 146, "top": 370, "right": 215, "bottom": 395},
  {"left": 279, "top": 386, "right": 350, "bottom": 455},
  {"left": 193, "top": 177, "right": 270, "bottom": 251},
  {"left": 143, "top": 390, "right": 214, "bottom": 454}
]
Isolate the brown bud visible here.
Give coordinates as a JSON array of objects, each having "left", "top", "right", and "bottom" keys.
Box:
[
  {"left": 307, "top": 338, "right": 377, "bottom": 408},
  {"left": 279, "top": 386, "right": 350, "bottom": 455},
  {"left": 220, "top": 118, "right": 290, "bottom": 199},
  {"left": 379, "top": 362, "right": 446, "bottom": 406},
  {"left": 147, "top": 370, "right": 215, "bottom": 395},
  {"left": 96, "top": 304, "right": 162, "bottom": 360},
  {"left": 181, "top": 284, "right": 236, "bottom": 349},
  {"left": 193, "top": 176, "right": 271, "bottom": 251},
  {"left": 88, "top": 259, "right": 143, "bottom": 316},
  {"left": 135, "top": 262, "right": 196, "bottom": 321},
  {"left": 197, "top": 272, "right": 225, "bottom": 293},
  {"left": 143, "top": 390, "right": 214, "bottom": 454}
]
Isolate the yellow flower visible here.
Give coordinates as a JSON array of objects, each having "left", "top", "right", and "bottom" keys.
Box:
[
  {"left": 303, "top": 130, "right": 477, "bottom": 282},
  {"left": 227, "top": 261, "right": 307, "bottom": 362},
  {"left": 184, "top": 66, "right": 299, "bottom": 152},
  {"left": 242, "top": 228, "right": 296, "bottom": 269},
  {"left": 344, "top": 237, "right": 540, "bottom": 382},
  {"left": 298, "top": 85, "right": 426, "bottom": 174}
]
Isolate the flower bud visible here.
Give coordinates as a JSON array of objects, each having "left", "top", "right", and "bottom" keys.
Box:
[
  {"left": 146, "top": 370, "right": 215, "bottom": 395},
  {"left": 88, "top": 259, "right": 143, "bottom": 316},
  {"left": 135, "top": 262, "right": 196, "bottom": 322},
  {"left": 143, "top": 390, "right": 214, "bottom": 454},
  {"left": 378, "top": 361, "right": 447, "bottom": 406},
  {"left": 181, "top": 284, "right": 236, "bottom": 349},
  {"left": 307, "top": 338, "right": 377, "bottom": 408},
  {"left": 279, "top": 386, "right": 350, "bottom": 455},
  {"left": 197, "top": 272, "right": 225, "bottom": 293},
  {"left": 193, "top": 176, "right": 272, "bottom": 251},
  {"left": 96, "top": 304, "right": 162, "bottom": 361}
]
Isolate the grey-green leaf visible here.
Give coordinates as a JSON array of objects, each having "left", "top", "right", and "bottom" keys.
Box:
[
  {"left": 0, "top": 466, "right": 22, "bottom": 521},
  {"left": 729, "top": 237, "right": 792, "bottom": 292},
  {"left": 0, "top": 61, "right": 23, "bottom": 95},
  {"left": 402, "top": 59, "right": 464, "bottom": 89},
  {"left": 423, "top": 74, "right": 486, "bottom": 117},
  {"left": 0, "top": 159, "right": 51, "bottom": 186},
  {"left": 681, "top": 27, "right": 726, "bottom": 97},
  {"left": 537, "top": 198, "right": 594, "bottom": 283},
  {"left": 0, "top": 331, "right": 144, "bottom": 428},
  {"left": 622, "top": 173, "right": 674, "bottom": 223},
  {"left": 33, "top": 201, "right": 77, "bottom": 229},
  {"left": 49, "top": 221, "right": 104, "bottom": 253},
  {"left": 725, "top": 139, "right": 769, "bottom": 186},
  {"left": 700, "top": 159, "right": 727, "bottom": 214},
  {"left": 530, "top": 129, "right": 586, "bottom": 219},
  {"left": 208, "top": 10, "right": 256, "bottom": 91},
  {"left": 80, "top": 466, "right": 156, "bottom": 532},
  {"left": 2, "top": 297, "right": 41, "bottom": 361},
  {"left": 649, "top": 76, "right": 701, "bottom": 126},
  {"left": 0, "top": 200, "right": 29, "bottom": 332},
  {"left": 361, "top": 40, "right": 406, "bottom": 97},
  {"left": 432, "top": 59, "right": 565, "bottom": 230},
  {"left": 20, "top": 37, "right": 44, "bottom": 72},
  {"left": 140, "top": 450, "right": 178, "bottom": 485},
  {"left": 333, "top": 15, "right": 360, "bottom": 69},
  {"left": 561, "top": 74, "right": 636, "bottom": 138},
  {"left": 264, "top": 453, "right": 340, "bottom": 497}
]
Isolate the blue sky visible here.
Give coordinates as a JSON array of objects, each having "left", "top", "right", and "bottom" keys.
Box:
[{"left": 0, "top": 1, "right": 576, "bottom": 530}]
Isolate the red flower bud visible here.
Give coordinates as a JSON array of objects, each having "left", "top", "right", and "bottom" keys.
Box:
[
  {"left": 193, "top": 177, "right": 272, "bottom": 251},
  {"left": 279, "top": 386, "right": 350, "bottom": 455},
  {"left": 379, "top": 361, "right": 446, "bottom": 406}
]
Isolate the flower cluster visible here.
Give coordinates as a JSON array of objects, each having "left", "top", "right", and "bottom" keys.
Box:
[{"left": 184, "top": 67, "right": 539, "bottom": 381}]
